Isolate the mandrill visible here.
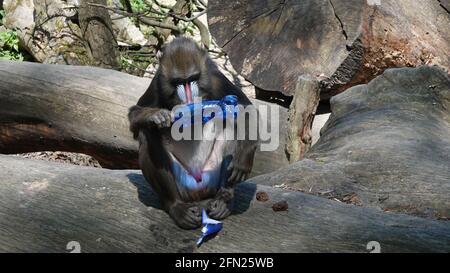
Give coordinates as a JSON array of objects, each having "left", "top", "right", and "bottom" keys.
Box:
[{"left": 128, "top": 37, "right": 257, "bottom": 229}]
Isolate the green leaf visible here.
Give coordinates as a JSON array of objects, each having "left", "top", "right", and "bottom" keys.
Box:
[{"left": 0, "top": 29, "right": 24, "bottom": 61}]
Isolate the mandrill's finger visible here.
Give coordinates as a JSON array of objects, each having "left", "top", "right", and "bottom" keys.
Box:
[
  {"left": 153, "top": 115, "right": 162, "bottom": 124},
  {"left": 165, "top": 110, "right": 173, "bottom": 120},
  {"left": 227, "top": 171, "right": 235, "bottom": 183},
  {"left": 169, "top": 111, "right": 175, "bottom": 122},
  {"left": 228, "top": 169, "right": 238, "bottom": 183},
  {"left": 161, "top": 116, "right": 170, "bottom": 127},
  {"left": 161, "top": 111, "right": 171, "bottom": 123},
  {"left": 227, "top": 162, "right": 234, "bottom": 172},
  {"left": 234, "top": 172, "right": 243, "bottom": 183},
  {"left": 158, "top": 114, "right": 168, "bottom": 127},
  {"left": 243, "top": 173, "right": 249, "bottom": 181},
  {"left": 166, "top": 113, "right": 173, "bottom": 127},
  {"left": 164, "top": 113, "right": 172, "bottom": 127},
  {"left": 157, "top": 112, "right": 166, "bottom": 121},
  {"left": 237, "top": 171, "right": 245, "bottom": 183}
]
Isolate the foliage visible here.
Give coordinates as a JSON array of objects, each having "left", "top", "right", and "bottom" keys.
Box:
[
  {"left": 0, "top": 6, "right": 24, "bottom": 61},
  {"left": 0, "top": 9, "right": 5, "bottom": 25},
  {"left": 118, "top": 0, "right": 205, "bottom": 75},
  {"left": 0, "top": 30, "right": 24, "bottom": 61},
  {"left": 130, "top": 0, "right": 148, "bottom": 13}
]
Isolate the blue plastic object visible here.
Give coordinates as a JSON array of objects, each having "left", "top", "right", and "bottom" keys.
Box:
[
  {"left": 174, "top": 95, "right": 239, "bottom": 127},
  {"left": 196, "top": 209, "right": 223, "bottom": 247}
]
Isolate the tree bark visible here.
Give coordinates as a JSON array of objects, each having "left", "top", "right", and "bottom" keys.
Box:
[
  {"left": 0, "top": 60, "right": 141, "bottom": 169},
  {"left": 156, "top": 0, "right": 187, "bottom": 39},
  {"left": 1, "top": 154, "right": 449, "bottom": 253},
  {"left": 286, "top": 76, "right": 320, "bottom": 162},
  {"left": 208, "top": 0, "right": 450, "bottom": 99},
  {"left": 0, "top": 60, "right": 289, "bottom": 174},
  {"left": 250, "top": 66, "right": 450, "bottom": 220},
  {"left": 79, "top": 0, "right": 120, "bottom": 69}
]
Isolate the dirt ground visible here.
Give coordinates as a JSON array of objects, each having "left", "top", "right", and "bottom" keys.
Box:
[{"left": 17, "top": 151, "right": 102, "bottom": 168}]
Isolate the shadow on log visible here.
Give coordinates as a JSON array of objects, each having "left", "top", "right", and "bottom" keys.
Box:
[
  {"left": 251, "top": 66, "right": 450, "bottom": 219},
  {"left": 208, "top": 0, "right": 450, "bottom": 98},
  {"left": 0, "top": 154, "right": 450, "bottom": 252},
  {"left": 0, "top": 60, "right": 288, "bottom": 174}
]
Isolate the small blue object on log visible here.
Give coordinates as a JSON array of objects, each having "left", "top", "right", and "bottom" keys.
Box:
[{"left": 196, "top": 209, "right": 223, "bottom": 247}]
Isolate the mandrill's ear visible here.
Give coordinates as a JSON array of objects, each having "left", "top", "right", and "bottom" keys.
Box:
[
  {"left": 156, "top": 49, "right": 164, "bottom": 60},
  {"left": 197, "top": 44, "right": 209, "bottom": 65},
  {"left": 199, "top": 42, "right": 208, "bottom": 51},
  {"left": 157, "top": 42, "right": 169, "bottom": 60}
]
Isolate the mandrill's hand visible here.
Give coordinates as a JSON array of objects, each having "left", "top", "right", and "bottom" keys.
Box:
[
  {"left": 227, "top": 155, "right": 253, "bottom": 186},
  {"left": 148, "top": 109, "right": 173, "bottom": 128},
  {"left": 227, "top": 160, "right": 251, "bottom": 185}
]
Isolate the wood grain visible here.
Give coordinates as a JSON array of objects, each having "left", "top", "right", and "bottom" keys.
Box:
[
  {"left": 0, "top": 60, "right": 289, "bottom": 174},
  {"left": 1, "top": 154, "right": 449, "bottom": 252}
]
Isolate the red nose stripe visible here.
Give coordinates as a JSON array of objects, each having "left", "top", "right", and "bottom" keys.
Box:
[{"left": 185, "top": 82, "right": 192, "bottom": 103}]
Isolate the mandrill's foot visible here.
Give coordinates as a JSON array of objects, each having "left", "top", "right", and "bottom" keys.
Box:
[
  {"left": 168, "top": 202, "right": 202, "bottom": 230},
  {"left": 207, "top": 189, "right": 234, "bottom": 220},
  {"left": 207, "top": 198, "right": 232, "bottom": 220}
]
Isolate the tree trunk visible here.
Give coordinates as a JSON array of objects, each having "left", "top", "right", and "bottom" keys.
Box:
[
  {"left": 208, "top": 0, "right": 450, "bottom": 99},
  {"left": 440, "top": 0, "right": 450, "bottom": 11},
  {"left": 3, "top": 0, "right": 90, "bottom": 65},
  {"left": 1, "top": 154, "right": 449, "bottom": 252},
  {"left": 157, "top": 0, "right": 187, "bottom": 39},
  {"left": 79, "top": 0, "right": 120, "bottom": 69},
  {"left": 250, "top": 66, "right": 450, "bottom": 220},
  {"left": 0, "top": 60, "right": 289, "bottom": 174},
  {"left": 286, "top": 76, "right": 320, "bottom": 162}
]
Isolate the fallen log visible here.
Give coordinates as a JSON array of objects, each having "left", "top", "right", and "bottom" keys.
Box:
[
  {"left": 250, "top": 66, "right": 450, "bottom": 219},
  {"left": 208, "top": 0, "right": 450, "bottom": 98},
  {"left": 0, "top": 154, "right": 449, "bottom": 252},
  {"left": 0, "top": 60, "right": 289, "bottom": 174}
]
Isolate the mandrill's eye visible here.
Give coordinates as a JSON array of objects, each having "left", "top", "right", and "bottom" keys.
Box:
[
  {"left": 187, "top": 73, "right": 200, "bottom": 82},
  {"left": 171, "top": 78, "right": 184, "bottom": 86}
]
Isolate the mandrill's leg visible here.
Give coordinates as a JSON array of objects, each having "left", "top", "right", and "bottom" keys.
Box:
[
  {"left": 206, "top": 156, "right": 235, "bottom": 220},
  {"left": 138, "top": 129, "right": 202, "bottom": 229},
  {"left": 206, "top": 121, "right": 238, "bottom": 220}
]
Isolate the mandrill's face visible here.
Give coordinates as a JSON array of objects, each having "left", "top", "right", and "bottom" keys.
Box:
[{"left": 159, "top": 42, "right": 209, "bottom": 105}]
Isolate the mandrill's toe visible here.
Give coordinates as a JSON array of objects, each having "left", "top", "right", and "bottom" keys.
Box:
[
  {"left": 169, "top": 202, "right": 202, "bottom": 230},
  {"left": 207, "top": 198, "right": 232, "bottom": 220}
]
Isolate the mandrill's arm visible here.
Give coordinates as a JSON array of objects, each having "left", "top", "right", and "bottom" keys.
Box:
[
  {"left": 209, "top": 64, "right": 259, "bottom": 184},
  {"left": 227, "top": 103, "right": 259, "bottom": 184},
  {"left": 128, "top": 106, "right": 172, "bottom": 138},
  {"left": 227, "top": 138, "right": 258, "bottom": 184},
  {"left": 128, "top": 78, "right": 172, "bottom": 139}
]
